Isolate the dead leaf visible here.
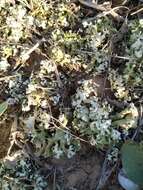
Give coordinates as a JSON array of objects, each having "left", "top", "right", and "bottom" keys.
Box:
[{"left": 0, "top": 101, "right": 8, "bottom": 117}]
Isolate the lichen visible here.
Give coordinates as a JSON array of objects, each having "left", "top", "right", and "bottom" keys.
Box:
[{"left": 72, "top": 79, "right": 121, "bottom": 148}]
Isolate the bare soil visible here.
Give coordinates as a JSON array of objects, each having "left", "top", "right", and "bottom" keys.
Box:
[
  {"left": 42, "top": 146, "right": 123, "bottom": 190},
  {"left": 0, "top": 120, "right": 11, "bottom": 159}
]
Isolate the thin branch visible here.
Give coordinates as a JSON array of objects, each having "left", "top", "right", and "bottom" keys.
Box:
[
  {"left": 0, "top": 74, "right": 20, "bottom": 82},
  {"left": 51, "top": 119, "right": 89, "bottom": 144},
  {"left": 96, "top": 148, "right": 118, "bottom": 190},
  {"left": 131, "top": 7, "right": 143, "bottom": 15},
  {"left": 79, "top": 0, "right": 129, "bottom": 21},
  {"left": 78, "top": 0, "right": 108, "bottom": 11}
]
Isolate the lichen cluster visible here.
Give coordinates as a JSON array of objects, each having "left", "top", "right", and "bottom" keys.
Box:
[
  {"left": 0, "top": 0, "right": 143, "bottom": 189},
  {"left": 0, "top": 155, "right": 48, "bottom": 190},
  {"left": 109, "top": 19, "right": 143, "bottom": 101},
  {"left": 72, "top": 79, "right": 121, "bottom": 148}
]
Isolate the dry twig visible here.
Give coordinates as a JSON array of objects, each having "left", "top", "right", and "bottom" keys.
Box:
[
  {"left": 132, "top": 103, "right": 143, "bottom": 140},
  {"left": 78, "top": 0, "right": 129, "bottom": 21},
  {"left": 78, "top": 0, "right": 108, "bottom": 11},
  {"left": 96, "top": 148, "right": 119, "bottom": 190},
  {"left": 7, "top": 117, "right": 24, "bottom": 156}
]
